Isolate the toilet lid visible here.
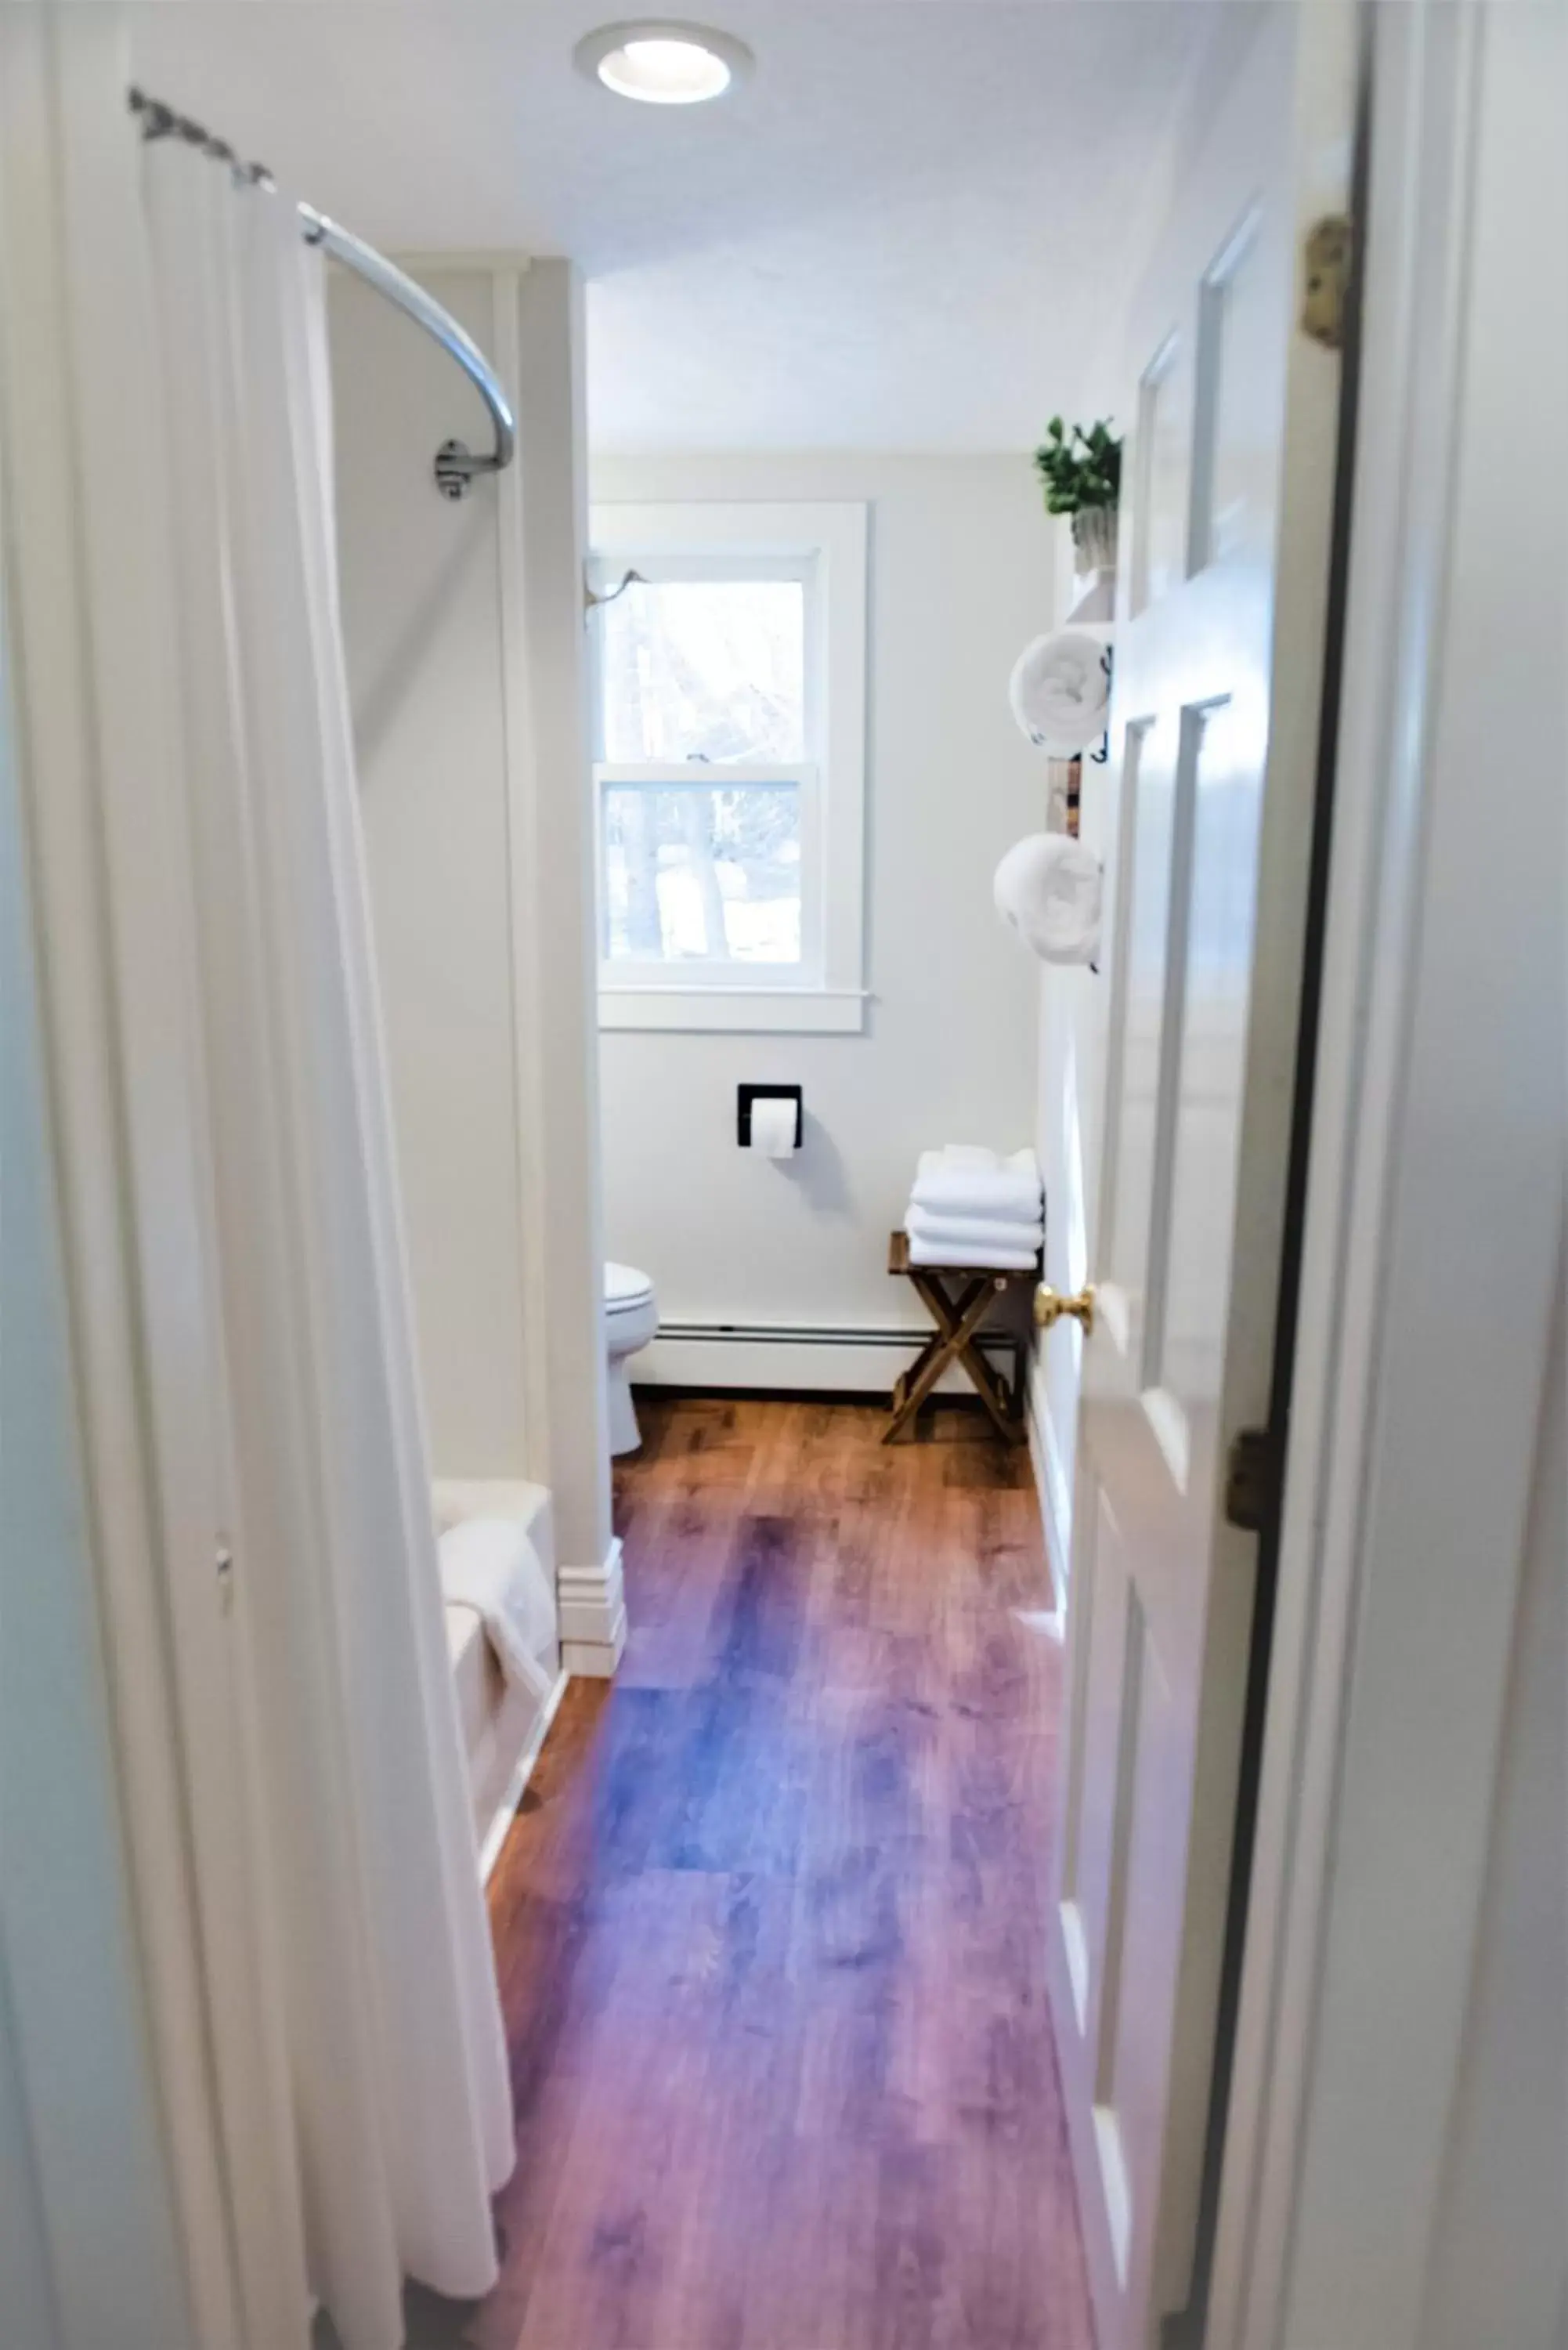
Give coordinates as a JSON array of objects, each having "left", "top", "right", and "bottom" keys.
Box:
[{"left": 605, "top": 1260, "right": 654, "bottom": 1311}]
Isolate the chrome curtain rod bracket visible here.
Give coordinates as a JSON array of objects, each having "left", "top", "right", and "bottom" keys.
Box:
[
  {"left": 435, "top": 440, "right": 497, "bottom": 502},
  {"left": 128, "top": 89, "right": 516, "bottom": 502}
]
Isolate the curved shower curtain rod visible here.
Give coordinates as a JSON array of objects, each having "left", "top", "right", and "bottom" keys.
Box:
[{"left": 128, "top": 88, "right": 516, "bottom": 501}]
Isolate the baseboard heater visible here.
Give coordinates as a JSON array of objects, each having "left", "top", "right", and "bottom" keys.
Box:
[
  {"left": 654, "top": 1320, "right": 1014, "bottom": 1350},
  {"left": 638, "top": 1319, "right": 1015, "bottom": 1396}
]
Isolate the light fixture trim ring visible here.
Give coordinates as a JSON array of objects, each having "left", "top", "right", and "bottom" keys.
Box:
[{"left": 573, "top": 19, "right": 756, "bottom": 103}]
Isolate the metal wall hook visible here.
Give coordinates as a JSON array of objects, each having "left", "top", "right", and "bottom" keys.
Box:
[
  {"left": 1090, "top": 645, "right": 1113, "bottom": 762},
  {"left": 585, "top": 567, "right": 646, "bottom": 613}
]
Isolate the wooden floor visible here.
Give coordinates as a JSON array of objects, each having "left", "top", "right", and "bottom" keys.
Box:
[{"left": 458, "top": 1395, "right": 1094, "bottom": 2350}]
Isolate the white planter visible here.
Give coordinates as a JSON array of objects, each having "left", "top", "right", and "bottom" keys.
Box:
[{"left": 1071, "top": 504, "right": 1118, "bottom": 573}]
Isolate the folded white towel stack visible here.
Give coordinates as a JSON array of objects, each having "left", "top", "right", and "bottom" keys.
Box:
[
  {"left": 902, "top": 1146, "right": 1043, "bottom": 1268},
  {"left": 906, "top": 1203, "right": 1044, "bottom": 1252}
]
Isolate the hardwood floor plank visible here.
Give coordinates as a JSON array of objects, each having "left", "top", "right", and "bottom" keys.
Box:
[{"left": 471, "top": 1394, "right": 1094, "bottom": 2350}]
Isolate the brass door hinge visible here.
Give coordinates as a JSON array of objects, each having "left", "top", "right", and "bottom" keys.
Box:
[
  {"left": 1302, "top": 215, "right": 1353, "bottom": 351},
  {"left": 1225, "top": 1426, "right": 1282, "bottom": 1534}
]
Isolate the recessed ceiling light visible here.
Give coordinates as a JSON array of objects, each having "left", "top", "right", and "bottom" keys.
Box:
[{"left": 573, "top": 20, "right": 753, "bottom": 105}]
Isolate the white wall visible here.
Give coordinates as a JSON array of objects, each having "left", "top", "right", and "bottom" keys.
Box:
[
  {"left": 1029, "top": 515, "right": 1095, "bottom": 1561},
  {"left": 0, "top": 1965, "right": 58, "bottom": 2350},
  {"left": 0, "top": 573, "right": 193, "bottom": 2350},
  {"left": 591, "top": 452, "right": 1053, "bottom": 1382},
  {"left": 329, "top": 259, "right": 613, "bottom": 1602},
  {"left": 331, "top": 266, "right": 528, "bottom": 1477},
  {"left": 1420, "top": 1260, "right": 1566, "bottom": 2350}
]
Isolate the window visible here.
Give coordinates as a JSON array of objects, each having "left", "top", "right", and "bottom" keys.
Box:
[
  {"left": 598, "top": 573, "right": 808, "bottom": 970},
  {"left": 589, "top": 502, "right": 868, "bottom": 1032}
]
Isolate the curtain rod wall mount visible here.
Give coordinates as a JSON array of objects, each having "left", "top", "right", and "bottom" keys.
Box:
[{"left": 128, "top": 89, "right": 517, "bottom": 502}]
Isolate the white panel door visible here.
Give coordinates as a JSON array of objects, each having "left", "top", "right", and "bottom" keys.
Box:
[{"left": 1045, "top": 12, "right": 1357, "bottom": 2346}]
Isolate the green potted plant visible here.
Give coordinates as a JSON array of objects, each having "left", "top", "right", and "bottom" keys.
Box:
[{"left": 1033, "top": 416, "right": 1122, "bottom": 573}]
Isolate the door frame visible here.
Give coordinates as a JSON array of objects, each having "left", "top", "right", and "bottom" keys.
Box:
[{"left": 1209, "top": 5, "right": 1566, "bottom": 2345}]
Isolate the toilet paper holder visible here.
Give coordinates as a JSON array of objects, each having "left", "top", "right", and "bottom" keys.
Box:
[{"left": 738, "top": 1084, "right": 804, "bottom": 1148}]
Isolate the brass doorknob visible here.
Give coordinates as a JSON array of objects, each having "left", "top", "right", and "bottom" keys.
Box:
[{"left": 1035, "top": 1282, "right": 1096, "bottom": 1336}]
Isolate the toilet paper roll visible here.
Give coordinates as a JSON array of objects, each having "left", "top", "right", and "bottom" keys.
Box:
[{"left": 750, "top": 1097, "right": 800, "bottom": 1157}]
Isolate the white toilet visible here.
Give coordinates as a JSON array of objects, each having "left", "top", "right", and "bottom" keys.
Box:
[{"left": 604, "top": 1261, "right": 658, "bottom": 1455}]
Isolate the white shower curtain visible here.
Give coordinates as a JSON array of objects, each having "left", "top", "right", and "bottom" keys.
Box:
[
  {"left": 0, "top": 14, "right": 512, "bottom": 2348},
  {"left": 147, "top": 146, "right": 516, "bottom": 2342}
]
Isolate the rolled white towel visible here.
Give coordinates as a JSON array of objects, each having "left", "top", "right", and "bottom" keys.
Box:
[
  {"left": 906, "top": 1204, "right": 1043, "bottom": 1253},
  {"left": 911, "top": 1145, "right": 1042, "bottom": 1221},
  {"left": 993, "top": 833, "right": 1103, "bottom": 965},
  {"left": 1008, "top": 629, "right": 1111, "bottom": 754},
  {"left": 907, "top": 1232, "right": 1040, "bottom": 1271},
  {"left": 439, "top": 1517, "right": 555, "bottom": 1705}
]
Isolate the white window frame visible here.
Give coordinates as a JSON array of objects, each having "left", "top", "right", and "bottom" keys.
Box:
[{"left": 588, "top": 501, "right": 868, "bottom": 1034}]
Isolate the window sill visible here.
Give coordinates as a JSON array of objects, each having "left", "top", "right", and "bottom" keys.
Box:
[{"left": 598, "top": 986, "right": 867, "bottom": 1036}]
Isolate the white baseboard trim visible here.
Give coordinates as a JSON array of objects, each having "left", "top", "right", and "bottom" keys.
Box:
[
  {"left": 1026, "top": 1355, "right": 1073, "bottom": 1625},
  {"left": 638, "top": 1321, "right": 1018, "bottom": 1397},
  {"left": 478, "top": 1666, "right": 568, "bottom": 1883},
  {"left": 558, "top": 1537, "right": 627, "bottom": 1677}
]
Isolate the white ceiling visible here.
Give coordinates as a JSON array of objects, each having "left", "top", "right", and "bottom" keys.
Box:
[{"left": 127, "top": 2, "right": 1223, "bottom": 451}]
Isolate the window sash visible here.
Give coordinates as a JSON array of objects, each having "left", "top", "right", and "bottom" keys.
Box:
[
  {"left": 587, "top": 551, "right": 816, "bottom": 590},
  {"left": 587, "top": 565, "right": 818, "bottom": 769},
  {"left": 588, "top": 501, "right": 867, "bottom": 1026},
  {"left": 594, "top": 762, "right": 822, "bottom": 985}
]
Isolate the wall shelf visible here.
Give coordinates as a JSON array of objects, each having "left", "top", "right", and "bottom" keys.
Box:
[{"left": 1064, "top": 566, "right": 1115, "bottom": 626}]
